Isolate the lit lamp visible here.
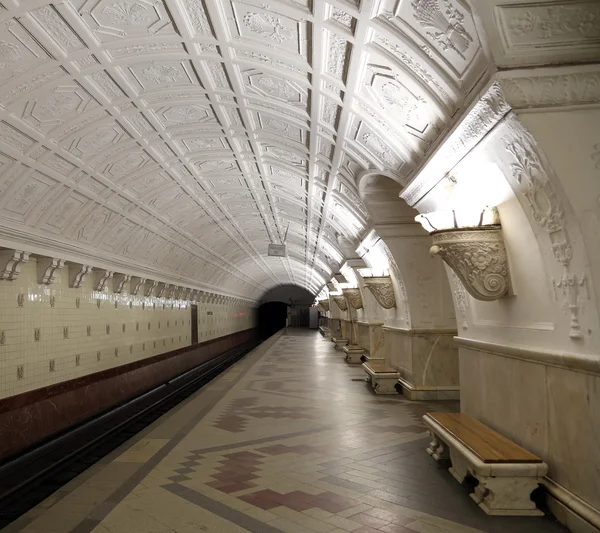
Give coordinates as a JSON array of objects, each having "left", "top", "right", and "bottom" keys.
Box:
[
  {"left": 317, "top": 299, "right": 330, "bottom": 312},
  {"left": 415, "top": 206, "right": 510, "bottom": 301},
  {"left": 332, "top": 294, "right": 348, "bottom": 311}
]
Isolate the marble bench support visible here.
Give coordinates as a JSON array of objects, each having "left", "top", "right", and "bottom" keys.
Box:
[
  {"left": 362, "top": 364, "right": 399, "bottom": 395},
  {"left": 423, "top": 414, "right": 548, "bottom": 516}
]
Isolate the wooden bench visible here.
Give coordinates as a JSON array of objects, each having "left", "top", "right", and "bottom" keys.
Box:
[
  {"left": 362, "top": 361, "right": 398, "bottom": 394},
  {"left": 423, "top": 412, "right": 548, "bottom": 516}
]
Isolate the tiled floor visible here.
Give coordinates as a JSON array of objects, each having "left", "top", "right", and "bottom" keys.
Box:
[{"left": 4, "top": 329, "right": 569, "bottom": 533}]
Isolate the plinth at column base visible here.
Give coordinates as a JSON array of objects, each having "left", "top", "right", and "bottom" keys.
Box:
[
  {"left": 396, "top": 376, "right": 460, "bottom": 401},
  {"left": 360, "top": 353, "right": 384, "bottom": 364},
  {"left": 332, "top": 337, "right": 348, "bottom": 350},
  {"left": 343, "top": 345, "right": 364, "bottom": 364}
]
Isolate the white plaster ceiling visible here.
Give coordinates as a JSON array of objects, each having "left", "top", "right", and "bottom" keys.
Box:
[{"left": 0, "top": 0, "right": 489, "bottom": 299}]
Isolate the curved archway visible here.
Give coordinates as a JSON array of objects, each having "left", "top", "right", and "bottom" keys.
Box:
[
  {"left": 357, "top": 172, "right": 459, "bottom": 399},
  {"left": 258, "top": 284, "right": 316, "bottom": 338}
]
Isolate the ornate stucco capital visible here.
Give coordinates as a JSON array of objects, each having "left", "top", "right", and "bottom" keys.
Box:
[
  {"left": 318, "top": 299, "right": 330, "bottom": 312},
  {"left": 430, "top": 227, "right": 510, "bottom": 301},
  {"left": 342, "top": 288, "right": 363, "bottom": 309},
  {"left": 332, "top": 295, "right": 348, "bottom": 311},
  {"left": 363, "top": 276, "right": 396, "bottom": 309}
]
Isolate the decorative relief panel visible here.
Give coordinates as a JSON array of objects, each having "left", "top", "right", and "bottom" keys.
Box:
[
  {"left": 497, "top": 2, "right": 600, "bottom": 50},
  {"left": 504, "top": 119, "right": 589, "bottom": 338}
]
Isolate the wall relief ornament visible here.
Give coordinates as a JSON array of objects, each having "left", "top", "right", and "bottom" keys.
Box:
[
  {"left": 363, "top": 276, "right": 396, "bottom": 309},
  {"left": 69, "top": 264, "right": 93, "bottom": 288},
  {"left": 37, "top": 257, "right": 66, "bottom": 285},
  {"left": 318, "top": 299, "right": 330, "bottom": 312},
  {"left": 94, "top": 269, "right": 114, "bottom": 291},
  {"left": 113, "top": 273, "right": 131, "bottom": 294},
  {"left": 504, "top": 121, "right": 588, "bottom": 338},
  {"left": 342, "top": 288, "right": 363, "bottom": 309},
  {"left": 0, "top": 250, "right": 30, "bottom": 281},
  {"left": 332, "top": 295, "right": 348, "bottom": 311},
  {"left": 430, "top": 228, "right": 510, "bottom": 302},
  {"left": 508, "top": 4, "right": 600, "bottom": 41},
  {"left": 449, "top": 270, "right": 468, "bottom": 329}
]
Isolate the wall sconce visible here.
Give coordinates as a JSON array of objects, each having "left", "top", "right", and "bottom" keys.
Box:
[
  {"left": 332, "top": 295, "right": 348, "bottom": 311},
  {"left": 415, "top": 207, "right": 511, "bottom": 301},
  {"left": 318, "top": 299, "right": 330, "bottom": 312},
  {"left": 342, "top": 288, "right": 363, "bottom": 309},
  {"left": 362, "top": 275, "right": 396, "bottom": 309}
]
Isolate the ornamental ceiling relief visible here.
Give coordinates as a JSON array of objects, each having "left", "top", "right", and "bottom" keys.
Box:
[{"left": 0, "top": 0, "right": 488, "bottom": 299}]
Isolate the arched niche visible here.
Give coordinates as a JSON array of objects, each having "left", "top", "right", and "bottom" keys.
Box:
[{"left": 356, "top": 172, "right": 459, "bottom": 400}]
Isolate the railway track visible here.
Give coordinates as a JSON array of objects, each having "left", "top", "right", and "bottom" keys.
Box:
[{"left": 0, "top": 340, "right": 259, "bottom": 529}]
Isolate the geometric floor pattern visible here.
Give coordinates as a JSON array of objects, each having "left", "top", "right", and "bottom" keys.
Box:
[{"left": 4, "top": 329, "right": 569, "bottom": 533}]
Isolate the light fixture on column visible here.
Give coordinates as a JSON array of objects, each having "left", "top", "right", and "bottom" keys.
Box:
[
  {"left": 361, "top": 275, "right": 396, "bottom": 309},
  {"left": 415, "top": 206, "right": 511, "bottom": 301},
  {"left": 317, "top": 299, "right": 330, "bottom": 312},
  {"left": 342, "top": 288, "right": 363, "bottom": 309},
  {"left": 331, "top": 294, "right": 348, "bottom": 311}
]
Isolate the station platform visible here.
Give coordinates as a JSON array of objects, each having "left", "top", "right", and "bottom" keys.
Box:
[{"left": 5, "top": 330, "right": 567, "bottom": 533}]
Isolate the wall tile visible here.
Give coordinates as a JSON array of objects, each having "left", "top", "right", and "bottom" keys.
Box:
[{"left": 0, "top": 260, "right": 256, "bottom": 399}]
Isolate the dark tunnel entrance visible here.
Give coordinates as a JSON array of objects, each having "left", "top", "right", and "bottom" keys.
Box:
[
  {"left": 258, "top": 285, "right": 316, "bottom": 339},
  {"left": 258, "top": 301, "right": 288, "bottom": 339}
]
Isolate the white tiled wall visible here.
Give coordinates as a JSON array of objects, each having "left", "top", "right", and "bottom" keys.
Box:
[
  {"left": 0, "top": 260, "right": 257, "bottom": 400},
  {"left": 196, "top": 303, "right": 255, "bottom": 342}
]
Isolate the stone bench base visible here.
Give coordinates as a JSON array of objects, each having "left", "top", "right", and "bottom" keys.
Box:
[
  {"left": 395, "top": 376, "right": 460, "bottom": 401},
  {"left": 343, "top": 345, "right": 363, "bottom": 364},
  {"left": 362, "top": 363, "right": 398, "bottom": 394},
  {"left": 423, "top": 414, "right": 548, "bottom": 516},
  {"left": 332, "top": 337, "right": 348, "bottom": 350}
]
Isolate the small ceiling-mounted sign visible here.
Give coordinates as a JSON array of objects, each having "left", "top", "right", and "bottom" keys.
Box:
[{"left": 268, "top": 244, "right": 287, "bottom": 257}]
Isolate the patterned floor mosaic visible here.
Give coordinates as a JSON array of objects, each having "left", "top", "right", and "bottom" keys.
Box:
[{"left": 4, "top": 330, "right": 569, "bottom": 533}]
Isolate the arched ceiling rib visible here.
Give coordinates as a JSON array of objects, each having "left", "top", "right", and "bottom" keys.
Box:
[{"left": 0, "top": 0, "right": 489, "bottom": 299}]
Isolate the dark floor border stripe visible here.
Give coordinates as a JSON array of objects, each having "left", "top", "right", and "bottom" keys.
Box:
[{"left": 162, "top": 483, "right": 285, "bottom": 533}]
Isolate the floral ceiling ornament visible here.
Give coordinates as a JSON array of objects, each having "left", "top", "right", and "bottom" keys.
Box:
[
  {"left": 342, "top": 288, "right": 363, "bottom": 309},
  {"left": 504, "top": 121, "right": 588, "bottom": 338},
  {"left": 363, "top": 275, "right": 396, "bottom": 309},
  {"left": 102, "top": 2, "right": 152, "bottom": 26},
  {"left": 242, "top": 12, "right": 295, "bottom": 43},
  {"left": 411, "top": 0, "right": 473, "bottom": 60}
]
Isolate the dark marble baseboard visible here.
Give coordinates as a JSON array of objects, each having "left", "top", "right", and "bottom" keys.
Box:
[{"left": 0, "top": 328, "right": 258, "bottom": 462}]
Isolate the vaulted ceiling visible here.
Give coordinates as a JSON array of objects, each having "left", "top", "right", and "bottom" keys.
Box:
[{"left": 0, "top": 0, "right": 489, "bottom": 300}]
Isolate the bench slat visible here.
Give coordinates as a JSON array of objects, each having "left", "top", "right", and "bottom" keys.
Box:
[
  {"left": 365, "top": 361, "right": 396, "bottom": 373},
  {"left": 427, "top": 412, "right": 542, "bottom": 464}
]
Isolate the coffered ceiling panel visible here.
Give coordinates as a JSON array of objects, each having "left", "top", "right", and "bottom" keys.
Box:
[{"left": 0, "top": 0, "right": 489, "bottom": 299}]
